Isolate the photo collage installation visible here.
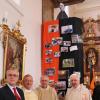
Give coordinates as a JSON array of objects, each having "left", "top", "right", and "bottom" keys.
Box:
[{"left": 41, "top": 17, "right": 84, "bottom": 94}]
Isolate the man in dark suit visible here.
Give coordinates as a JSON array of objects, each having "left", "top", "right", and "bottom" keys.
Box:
[{"left": 0, "top": 66, "right": 25, "bottom": 100}]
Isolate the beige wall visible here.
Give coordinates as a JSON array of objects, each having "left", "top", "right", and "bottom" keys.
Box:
[{"left": 69, "top": 0, "right": 100, "bottom": 20}]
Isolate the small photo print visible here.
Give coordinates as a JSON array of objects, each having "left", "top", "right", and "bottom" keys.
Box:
[
  {"left": 63, "top": 41, "right": 71, "bottom": 46},
  {"left": 45, "top": 68, "right": 55, "bottom": 76},
  {"left": 57, "top": 91, "right": 66, "bottom": 97},
  {"left": 70, "top": 45, "right": 78, "bottom": 52},
  {"left": 54, "top": 52, "right": 61, "bottom": 57},
  {"left": 61, "top": 47, "right": 68, "bottom": 52},
  {"left": 45, "top": 50, "right": 52, "bottom": 55},
  {"left": 52, "top": 38, "right": 58, "bottom": 45},
  {"left": 71, "top": 34, "right": 83, "bottom": 43},
  {"left": 45, "top": 43, "right": 52, "bottom": 48},
  {"left": 78, "top": 35, "right": 83, "bottom": 43},
  {"left": 45, "top": 58, "right": 53, "bottom": 63},
  {"left": 55, "top": 81, "right": 66, "bottom": 90},
  {"left": 71, "top": 34, "right": 79, "bottom": 43},
  {"left": 56, "top": 37, "right": 63, "bottom": 45},
  {"left": 48, "top": 24, "right": 59, "bottom": 33},
  {"left": 62, "top": 58, "right": 75, "bottom": 68},
  {"left": 58, "top": 70, "right": 67, "bottom": 80},
  {"left": 61, "top": 25, "right": 73, "bottom": 34},
  {"left": 49, "top": 80, "right": 56, "bottom": 87},
  {"left": 52, "top": 37, "right": 63, "bottom": 45}
]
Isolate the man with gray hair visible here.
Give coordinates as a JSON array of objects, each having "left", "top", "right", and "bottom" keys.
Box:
[
  {"left": 22, "top": 74, "right": 38, "bottom": 100},
  {"left": 65, "top": 73, "right": 92, "bottom": 100},
  {"left": 35, "top": 75, "right": 58, "bottom": 100}
]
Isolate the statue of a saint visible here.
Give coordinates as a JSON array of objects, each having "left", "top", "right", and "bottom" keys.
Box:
[{"left": 56, "top": 3, "right": 68, "bottom": 20}]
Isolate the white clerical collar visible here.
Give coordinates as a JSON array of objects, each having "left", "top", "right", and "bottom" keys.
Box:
[
  {"left": 24, "top": 88, "right": 33, "bottom": 92},
  {"left": 77, "top": 84, "right": 81, "bottom": 89},
  {"left": 40, "top": 85, "right": 49, "bottom": 90},
  {"left": 72, "top": 84, "right": 81, "bottom": 90}
]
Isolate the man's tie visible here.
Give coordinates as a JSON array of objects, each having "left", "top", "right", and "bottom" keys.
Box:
[{"left": 13, "top": 88, "right": 21, "bottom": 100}]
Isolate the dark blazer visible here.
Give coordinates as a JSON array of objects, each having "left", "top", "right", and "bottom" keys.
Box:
[
  {"left": 92, "top": 85, "right": 100, "bottom": 100},
  {"left": 0, "top": 84, "right": 25, "bottom": 100}
]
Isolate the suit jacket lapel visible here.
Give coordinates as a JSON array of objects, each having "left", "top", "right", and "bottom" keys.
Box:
[
  {"left": 5, "top": 85, "right": 16, "bottom": 100},
  {"left": 16, "top": 87, "right": 22, "bottom": 99}
]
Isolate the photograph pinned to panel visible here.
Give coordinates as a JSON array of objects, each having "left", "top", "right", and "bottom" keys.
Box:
[
  {"left": 52, "top": 38, "right": 58, "bottom": 45},
  {"left": 56, "top": 37, "right": 63, "bottom": 45},
  {"left": 45, "top": 50, "right": 52, "bottom": 55},
  {"left": 45, "top": 68, "right": 55, "bottom": 76},
  {"left": 58, "top": 70, "right": 67, "bottom": 80},
  {"left": 45, "top": 58, "right": 53, "bottom": 63},
  {"left": 48, "top": 24, "right": 59, "bottom": 33},
  {"left": 55, "top": 81, "right": 66, "bottom": 90},
  {"left": 45, "top": 43, "right": 52, "bottom": 48},
  {"left": 71, "top": 34, "right": 83, "bottom": 43},
  {"left": 61, "top": 47, "right": 68, "bottom": 52},
  {"left": 54, "top": 51, "right": 61, "bottom": 57},
  {"left": 62, "top": 58, "right": 75, "bottom": 68},
  {"left": 52, "top": 37, "right": 63, "bottom": 45},
  {"left": 61, "top": 25, "right": 73, "bottom": 34},
  {"left": 63, "top": 41, "right": 71, "bottom": 46}
]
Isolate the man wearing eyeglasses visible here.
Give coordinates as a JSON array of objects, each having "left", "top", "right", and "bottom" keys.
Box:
[{"left": 0, "top": 66, "right": 25, "bottom": 100}]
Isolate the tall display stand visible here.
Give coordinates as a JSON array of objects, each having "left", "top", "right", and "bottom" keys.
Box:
[{"left": 41, "top": 17, "right": 84, "bottom": 96}]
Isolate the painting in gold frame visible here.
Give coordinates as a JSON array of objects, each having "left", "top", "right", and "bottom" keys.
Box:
[
  {"left": 83, "top": 38, "right": 100, "bottom": 75},
  {"left": 2, "top": 24, "right": 27, "bottom": 80}
]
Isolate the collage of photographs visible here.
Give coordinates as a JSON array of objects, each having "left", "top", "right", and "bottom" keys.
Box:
[
  {"left": 43, "top": 22, "right": 82, "bottom": 91},
  {"left": 45, "top": 23, "right": 81, "bottom": 64},
  {"left": 56, "top": 70, "right": 70, "bottom": 93},
  {"left": 41, "top": 17, "right": 85, "bottom": 100}
]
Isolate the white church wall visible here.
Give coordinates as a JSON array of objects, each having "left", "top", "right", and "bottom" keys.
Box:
[
  {"left": 0, "top": 0, "right": 42, "bottom": 87},
  {"left": 70, "top": 0, "right": 100, "bottom": 20}
]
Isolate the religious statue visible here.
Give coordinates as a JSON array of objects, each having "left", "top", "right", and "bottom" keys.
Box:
[{"left": 56, "top": 3, "right": 68, "bottom": 20}]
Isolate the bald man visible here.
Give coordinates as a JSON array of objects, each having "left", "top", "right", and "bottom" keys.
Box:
[
  {"left": 65, "top": 73, "right": 92, "bottom": 100},
  {"left": 35, "top": 75, "right": 58, "bottom": 100},
  {"left": 22, "top": 74, "right": 38, "bottom": 100}
]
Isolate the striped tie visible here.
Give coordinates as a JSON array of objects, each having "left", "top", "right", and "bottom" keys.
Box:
[{"left": 13, "top": 88, "right": 21, "bottom": 100}]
